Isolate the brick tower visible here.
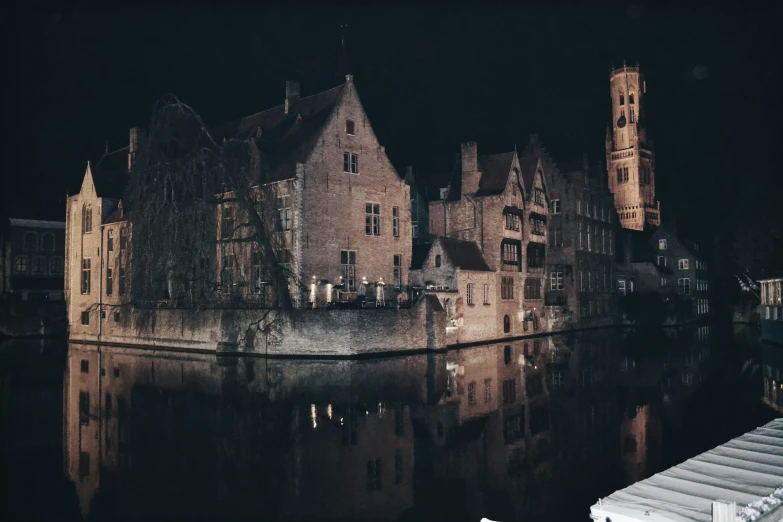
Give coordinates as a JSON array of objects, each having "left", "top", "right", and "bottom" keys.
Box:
[{"left": 605, "top": 62, "right": 661, "bottom": 230}]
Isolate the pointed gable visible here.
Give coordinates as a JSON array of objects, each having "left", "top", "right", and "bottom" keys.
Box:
[{"left": 475, "top": 152, "right": 516, "bottom": 197}]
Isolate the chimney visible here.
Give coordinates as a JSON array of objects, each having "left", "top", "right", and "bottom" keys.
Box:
[
  {"left": 285, "top": 81, "right": 300, "bottom": 114},
  {"left": 461, "top": 142, "right": 479, "bottom": 197},
  {"left": 128, "top": 127, "right": 146, "bottom": 172}
]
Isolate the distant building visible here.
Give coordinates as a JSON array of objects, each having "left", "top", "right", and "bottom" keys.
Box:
[
  {"left": 524, "top": 134, "right": 619, "bottom": 330},
  {"left": 605, "top": 64, "right": 661, "bottom": 230},
  {"left": 616, "top": 219, "right": 711, "bottom": 322},
  {"left": 3, "top": 218, "right": 65, "bottom": 301}
]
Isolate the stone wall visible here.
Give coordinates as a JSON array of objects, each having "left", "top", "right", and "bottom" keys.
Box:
[{"left": 69, "top": 295, "right": 447, "bottom": 355}]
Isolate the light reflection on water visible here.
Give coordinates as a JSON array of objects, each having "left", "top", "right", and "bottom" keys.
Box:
[{"left": 0, "top": 325, "right": 777, "bottom": 522}]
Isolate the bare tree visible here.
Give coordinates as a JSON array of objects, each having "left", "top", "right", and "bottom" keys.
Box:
[{"left": 123, "top": 95, "right": 300, "bottom": 330}]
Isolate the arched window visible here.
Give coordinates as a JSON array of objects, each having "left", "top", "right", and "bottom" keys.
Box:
[
  {"left": 82, "top": 204, "right": 93, "bottom": 234},
  {"left": 503, "top": 315, "right": 511, "bottom": 333},
  {"left": 41, "top": 233, "right": 55, "bottom": 251},
  {"left": 107, "top": 230, "right": 114, "bottom": 252},
  {"left": 24, "top": 231, "right": 38, "bottom": 252},
  {"left": 435, "top": 254, "right": 441, "bottom": 268},
  {"left": 629, "top": 92, "right": 635, "bottom": 104},
  {"left": 619, "top": 93, "right": 625, "bottom": 105}
]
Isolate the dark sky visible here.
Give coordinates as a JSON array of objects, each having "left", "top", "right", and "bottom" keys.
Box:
[{"left": 3, "top": 5, "right": 782, "bottom": 232}]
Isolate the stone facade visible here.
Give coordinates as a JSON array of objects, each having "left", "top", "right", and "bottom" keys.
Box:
[
  {"left": 409, "top": 236, "right": 496, "bottom": 344},
  {"left": 65, "top": 78, "right": 428, "bottom": 352},
  {"left": 5, "top": 218, "right": 66, "bottom": 301},
  {"left": 427, "top": 142, "right": 550, "bottom": 339},
  {"left": 605, "top": 65, "right": 661, "bottom": 231}
]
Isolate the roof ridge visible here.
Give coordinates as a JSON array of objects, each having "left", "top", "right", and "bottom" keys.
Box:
[{"left": 233, "top": 82, "right": 345, "bottom": 126}]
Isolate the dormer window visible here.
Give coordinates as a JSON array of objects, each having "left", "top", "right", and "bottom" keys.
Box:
[{"left": 346, "top": 120, "right": 355, "bottom": 135}]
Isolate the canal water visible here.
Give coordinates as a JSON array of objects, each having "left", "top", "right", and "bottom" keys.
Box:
[{"left": 0, "top": 325, "right": 777, "bottom": 522}]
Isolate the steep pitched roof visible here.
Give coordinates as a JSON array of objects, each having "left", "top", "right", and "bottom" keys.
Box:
[
  {"left": 439, "top": 237, "right": 492, "bottom": 271},
  {"left": 92, "top": 146, "right": 130, "bottom": 199},
  {"left": 474, "top": 152, "right": 515, "bottom": 197},
  {"left": 518, "top": 155, "right": 540, "bottom": 196},
  {"left": 213, "top": 84, "right": 345, "bottom": 183}
]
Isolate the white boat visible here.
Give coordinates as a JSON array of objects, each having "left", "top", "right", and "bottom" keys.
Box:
[{"left": 589, "top": 418, "right": 783, "bottom": 522}]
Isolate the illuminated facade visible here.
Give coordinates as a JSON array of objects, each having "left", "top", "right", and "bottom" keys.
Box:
[{"left": 605, "top": 64, "right": 661, "bottom": 231}]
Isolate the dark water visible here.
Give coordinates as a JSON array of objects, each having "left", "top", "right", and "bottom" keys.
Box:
[{"left": 0, "top": 325, "right": 778, "bottom": 522}]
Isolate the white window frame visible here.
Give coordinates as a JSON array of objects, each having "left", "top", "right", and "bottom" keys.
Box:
[
  {"left": 678, "top": 259, "right": 689, "bottom": 270},
  {"left": 659, "top": 239, "right": 667, "bottom": 250},
  {"left": 550, "top": 199, "right": 561, "bottom": 214}
]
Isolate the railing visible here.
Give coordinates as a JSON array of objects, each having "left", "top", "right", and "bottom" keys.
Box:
[
  {"left": 611, "top": 150, "right": 635, "bottom": 160},
  {"left": 611, "top": 65, "right": 639, "bottom": 75}
]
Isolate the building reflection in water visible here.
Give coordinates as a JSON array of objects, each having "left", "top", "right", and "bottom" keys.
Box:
[{"left": 63, "top": 325, "right": 732, "bottom": 522}]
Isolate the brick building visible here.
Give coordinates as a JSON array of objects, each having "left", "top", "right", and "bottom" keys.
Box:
[
  {"left": 66, "top": 76, "right": 413, "bottom": 340},
  {"left": 65, "top": 139, "right": 134, "bottom": 337},
  {"left": 523, "top": 136, "right": 619, "bottom": 330},
  {"left": 409, "top": 236, "right": 495, "bottom": 343},
  {"left": 427, "top": 142, "right": 550, "bottom": 338},
  {"left": 616, "top": 219, "right": 711, "bottom": 322},
  {"left": 212, "top": 75, "right": 412, "bottom": 307}
]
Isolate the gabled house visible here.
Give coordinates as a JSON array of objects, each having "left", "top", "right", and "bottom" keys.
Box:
[
  {"left": 409, "top": 236, "right": 494, "bottom": 343},
  {"left": 427, "top": 141, "right": 550, "bottom": 338},
  {"left": 213, "top": 76, "right": 411, "bottom": 307},
  {"left": 66, "top": 131, "right": 139, "bottom": 339}
]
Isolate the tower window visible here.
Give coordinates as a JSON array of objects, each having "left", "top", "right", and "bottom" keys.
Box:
[
  {"left": 630, "top": 108, "right": 636, "bottom": 123},
  {"left": 620, "top": 93, "right": 625, "bottom": 105},
  {"left": 629, "top": 93, "right": 635, "bottom": 104},
  {"left": 616, "top": 168, "right": 622, "bottom": 184},
  {"left": 623, "top": 167, "right": 629, "bottom": 182}
]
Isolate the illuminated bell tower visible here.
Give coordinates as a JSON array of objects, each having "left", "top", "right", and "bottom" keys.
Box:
[{"left": 606, "top": 62, "right": 661, "bottom": 230}]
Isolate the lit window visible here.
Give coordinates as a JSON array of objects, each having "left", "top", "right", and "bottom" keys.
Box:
[
  {"left": 659, "top": 239, "right": 667, "bottom": 250},
  {"left": 550, "top": 271, "right": 564, "bottom": 290},
  {"left": 678, "top": 259, "right": 689, "bottom": 270},
  {"left": 14, "top": 256, "right": 28, "bottom": 273}
]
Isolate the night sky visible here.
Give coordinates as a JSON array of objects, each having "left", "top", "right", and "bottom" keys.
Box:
[{"left": 3, "top": 5, "right": 782, "bottom": 233}]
